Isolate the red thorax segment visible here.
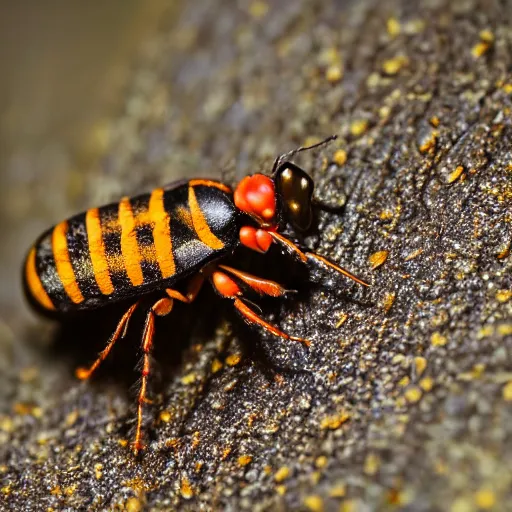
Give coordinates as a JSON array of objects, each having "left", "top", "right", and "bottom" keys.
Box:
[{"left": 234, "top": 174, "right": 276, "bottom": 223}]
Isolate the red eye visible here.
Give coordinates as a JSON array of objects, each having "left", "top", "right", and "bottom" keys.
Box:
[{"left": 234, "top": 174, "right": 276, "bottom": 222}]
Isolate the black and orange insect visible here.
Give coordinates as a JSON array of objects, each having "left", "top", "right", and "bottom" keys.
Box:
[{"left": 23, "top": 135, "right": 369, "bottom": 453}]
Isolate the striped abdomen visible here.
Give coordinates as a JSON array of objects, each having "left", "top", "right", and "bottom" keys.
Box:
[{"left": 24, "top": 180, "right": 240, "bottom": 313}]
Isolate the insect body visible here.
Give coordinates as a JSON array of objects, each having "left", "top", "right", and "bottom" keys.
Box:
[{"left": 23, "top": 136, "right": 369, "bottom": 453}]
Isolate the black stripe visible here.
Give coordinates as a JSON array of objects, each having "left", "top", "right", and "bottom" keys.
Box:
[
  {"left": 131, "top": 194, "right": 162, "bottom": 284},
  {"left": 99, "top": 203, "right": 133, "bottom": 294},
  {"left": 34, "top": 230, "right": 70, "bottom": 310},
  {"left": 66, "top": 212, "right": 103, "bottom": 300}
]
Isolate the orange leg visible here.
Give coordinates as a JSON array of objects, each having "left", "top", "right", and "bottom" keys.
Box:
[
  {"left": 218, "top": 265, "right": 291, "bottom": 297},
  {"left": 269, "top": 231, "right": 370, "bottom": 287},
  {"left": 76, "top": 302, "right": 139, "bottom": 380},
  {"left": 133, "top": 297, "right": 174, "bottom": 455},
  {"left": 134, "top": 277, "right": 204, "bottom": 454},
  {"left": 210, "top": 269, "right": 310, "bottom": 347},
  {"left": 166, "top": 273, "right": 205, "bottom": 303}
]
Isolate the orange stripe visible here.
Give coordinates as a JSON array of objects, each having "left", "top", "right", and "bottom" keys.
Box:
[
  {"left": 188, "top": 179, "right": 232, "bottom": 194},
  {"left": 52, "top": 221, "right": 85, "bottom": 304},
  {"left": 119, "top": 197, "right": 144, "bottom": 286},
  {"left": 188, "top": 185, "right": 224, "bottom": 250},
  {"left": 149, "top": 188, "right": 176, "bottom": 278},
  {"left": 25, "top": 247, "right": 55, "bottom": 311},
  {"left": 86, "top": 208, "right": 114, "bottom": 295}
]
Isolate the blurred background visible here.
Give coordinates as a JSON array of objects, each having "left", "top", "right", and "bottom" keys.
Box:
[{"left": 0, "top": 2, "right": 170, "bottom": 326}]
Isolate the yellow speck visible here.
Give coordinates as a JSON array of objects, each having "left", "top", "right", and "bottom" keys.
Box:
[
  {"left": 304, "top": 495, "right": 324, "bottom": 512},
  {"left": 380, "top": 209, "right": 394, "bottom": 220},
  {"left": 387, "top": 17, "right": 401, "bottom": 37},
  {"left": 503, "top": 83, "right": 512, "bottom": 94},
  {"left": 63, "top": 484, "right": 76, "bottom": 496},
  {"left": 399, "top": 376, "right": 410, "bottom": 387},
  {"left": 458, "top": 363, "right": 486, "bottom": 381},
  {"left": 315, "top": 455, "right": 328, "bottom": 468},
  {"left": 94, "top": 463, "right": 103, "bottom": 480},
  {"left": 497, "top": 242, "right": 510, "bottom": 259},
  {"left": 333, "top": 149, "right": 348, "bottom": 166},
  {"left": 430, "top": 116, "right": 440, "bottom": 127},
  {"left": 496, "top": 289, "right": 511, "bottom": 303},
  {"left": 431, "top": 332, "right": 447, "bottom": 347},
  {"left": 498, "top": 324, "right": 512, "bottom": 336},
  {"left": 336, "top": 312, "right": 348, "bottom": 328},
  {"left": 159, "top": 410, "right": 172, "bottom": 423},
  {"left": 447, "top": 166, "right": 464, "bottom": 184},
  {"left": 475, "top": 489, "right": 496, "bottom": 509},
  {"left": 118, "top": 439, "right": 129, "bottom": 448},
  {"left": 326, "top": 64, "right": 343, "bottom": 83},
  {"left": 382, "top": 55, "right": 409, "bottom": 75},
  {"left": 472, "top": 41, "right": 491, "bottom": 58},
  {"left": 479, "top": 29, "right": 494, "bottom": 43},
  {"left": 414, "top": 357, "right": 427, "bottom": 376},
  {"left": 181, "top": 372, "right": 197, "bottom": 385},
  {"left": 125, "top": 496, "right": 144, "bottom": 512},
  {"left": 369, "top": 250, "right": 388, "bottom": 270},
  {"left": 364, "top": 453, "right": 380, "bottom": 475},
  {"left": 211, "top": 358, "right": 223, "bottom": 373},
  {"left": 222, "top": 447, "right": 232, "bottom": 460},
  {"left": 226, "top": 354, "right": 241, "bottom": 366},
  {"left": 238, "top": 455, "right": 252, "bottom": 467},
  {"left": 50, "top": 485, "right": 62, "bottom": 496},
  {"left": 392, "top": 354, "right": 406, "bottom": 364},
  {"left": 340, "top": 499, "right": 356, "bottom": 512},
  {"left": 249, "top": 1, "right": 269, "bottom": 19},
  {"left": 350, "top": 119, "right": 369, "bottom": 137},
  {"left": 0, "top": 416, "right": 14, "bottom": 432},
  {"left": 276, "top": 485, "right": 287, "bottom": 495},
  {"left": 382, "top": 292, "right": 396, "bottom": 313},
  {"left": 404, "top": 387, "right": 422, "bottom": 403},
  {"left": 181, "top": 476, "right": 194, "bottom": 499},
  {"left": 1, "top": 484, "right": 12, "bottom": 496},
  {"left": 65, "top": 410, "right": 79, "bottom": 428},
  {"left": 502, "top": 381, "right": 512, "bottom": 401},
  {"left": 419, "top": 377, "right": 434, "bottom": 392},
  {"left": 419, "top": 130, "right": 438, "bottom": 154},
  {"left": 320, "top": 411, "right": 351, "bottom": 430},
  {"left": 329, "top": 483, "right": 346, "bottom": 498},
  {"left": 274, "top": 466, "right": 290, "bottom": 483},
  {"left": 379, "top": 105, "right": 391, "bottom": 119}
]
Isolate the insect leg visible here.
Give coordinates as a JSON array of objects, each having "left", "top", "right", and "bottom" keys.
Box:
[
  {"left": 218, "top": 264, "right": 292, "bottom": 297},
  {"left": 269, "top": 231, "right": 370, "bottom": 287},
  {"left": 165, "top": 273, "right": 205, "bottom": 303},
  {"left": 210, "top": 269, "right": 310, "bottom": 347},
  {"left": 133, "top": 297, "right": 174, "bottom": 455},
  {"left": 75, "top": 302, "right": 139, "bottom": 380}
]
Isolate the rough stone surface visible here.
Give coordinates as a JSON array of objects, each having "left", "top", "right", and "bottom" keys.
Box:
[{"left": 1, "top": 0, "right": 511, "bottom": 510}]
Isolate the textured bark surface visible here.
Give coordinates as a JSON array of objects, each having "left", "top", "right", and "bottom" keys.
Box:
[{"left": 1, "top": 0, "right": 511, "bottom": 510}]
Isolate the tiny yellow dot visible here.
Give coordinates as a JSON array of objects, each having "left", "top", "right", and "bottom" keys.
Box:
[
  {"left": 274, "top": 466, "right": 290, "bottom": 483},
  {"left": 475, "top": 489, "right": 496, "bottom": 509},
  {"left": 333, "top": 149, "right": 348, "bottom": 166},
  {"left": 404, "top": 387, "right": 422, "bottom": 403},
  {"left": 431, "top": 332, "right": 447, "bottom": 347}
]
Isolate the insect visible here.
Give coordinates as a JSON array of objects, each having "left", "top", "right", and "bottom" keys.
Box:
[{"left": 23, "top": 135, "right": 369, "bottom": 454}]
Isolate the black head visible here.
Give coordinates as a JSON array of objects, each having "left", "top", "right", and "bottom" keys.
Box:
[{"left": 274, "top": 163, "right": 314, "bottom": 231}]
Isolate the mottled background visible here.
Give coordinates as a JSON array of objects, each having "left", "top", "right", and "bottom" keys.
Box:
[{"left": 0, "top": 1, "right": 511, "bottom": 511}]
